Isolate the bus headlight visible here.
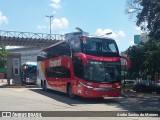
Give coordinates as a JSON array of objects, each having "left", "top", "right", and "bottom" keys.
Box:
[
  {"left": 116, "top": 86, "right": 121, "bottom": 88},
  {"left": 79, "top": 82, "right": 94, "bottom": 89}
]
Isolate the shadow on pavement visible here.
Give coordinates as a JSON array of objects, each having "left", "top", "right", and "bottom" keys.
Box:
[
  {"left": 29, "top": 87, "right": 160, "bottom": 111},
  {"left": 29, "top": 88, "right": 118, "bottom": 105},
  {"left": 120, "top": 91, "right": 160, "bottom": 111}
]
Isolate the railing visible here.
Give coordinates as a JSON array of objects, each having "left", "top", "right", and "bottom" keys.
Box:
[{"left": 0, "top": 30, "right": 65, "bottom": 40}]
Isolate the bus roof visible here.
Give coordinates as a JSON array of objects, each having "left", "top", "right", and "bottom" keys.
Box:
[
  {"left": 41, "top": 32, "right": 115, "bottom": 52},
  {"left": 65, "top": 31, "right": 89, "bottom": 39},
  {"left": 41, "top": 40, "right": 66, "bottom": 51},
  {"left": 87, "top": 35, "right": 115, "bottom": 40}
]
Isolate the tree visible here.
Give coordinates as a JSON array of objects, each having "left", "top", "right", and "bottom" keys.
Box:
[
  {"left": 126, "top": 42, "right": 146, "bottom": 79},
  {"left": 126, "top": 0, "right": 160, "bottom": 85},
  {"left": 126, "top": 0, "right": 160, "bottom": 39},
  {"left": 0, "top": 45, "right": 8, "bottom": 68},
  {"left": 126, "top": 39, "right": 160, "bottom": 81},
  {"left": 143, "top": 39, "right": 160, "bottom": 80}
]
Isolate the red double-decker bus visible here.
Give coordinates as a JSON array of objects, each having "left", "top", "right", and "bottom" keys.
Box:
[{"left": 37, "top": 31, "right": 131, "bottom": 98}]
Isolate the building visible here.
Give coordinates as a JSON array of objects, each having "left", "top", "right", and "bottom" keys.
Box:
[{"left": 8, "top": 47, "right": 41, "bottom": 64}]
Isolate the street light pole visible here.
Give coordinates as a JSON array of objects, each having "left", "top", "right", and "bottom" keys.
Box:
[{"left": 46, "top": 15, "right": 54, "bottom": 39}]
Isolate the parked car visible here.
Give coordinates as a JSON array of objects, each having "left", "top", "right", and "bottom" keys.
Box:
[{"left": 122, "top": 80, "right": 136, "bottom": 90}]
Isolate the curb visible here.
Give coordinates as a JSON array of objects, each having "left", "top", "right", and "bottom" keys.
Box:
[
  {"left": 0, "top": 85, "right": 39, "bottom": 88},
  {"left": 0, "top": 85, "right": 26, "bottom": 88}
]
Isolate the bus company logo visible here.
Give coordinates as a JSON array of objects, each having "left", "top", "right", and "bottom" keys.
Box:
[{"left": 49, "top": 59, "right": 61, "bottom": 67}]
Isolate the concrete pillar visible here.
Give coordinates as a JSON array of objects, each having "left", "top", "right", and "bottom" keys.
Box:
[{"left": 7, "top": 53, "right": 21, "bottom": 85}]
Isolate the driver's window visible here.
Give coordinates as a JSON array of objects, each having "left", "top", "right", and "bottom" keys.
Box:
[{"left": 109, "top": 43, "right": 117, "bottom": 52}]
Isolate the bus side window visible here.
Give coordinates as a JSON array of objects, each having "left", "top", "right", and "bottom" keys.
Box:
[
  {"left": 46, "top": 67, "right": 71, "bottom": 78},
  {"left": 70, "top": 37, "right": 81, "bottom": 53},
  {"left": 73, "top": 57, "right": 84, "bottom": 78}
]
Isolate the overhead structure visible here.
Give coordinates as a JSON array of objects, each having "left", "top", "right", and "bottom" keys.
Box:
[{"left": 0, "top": 30, "right": 64, "bottom": 47}]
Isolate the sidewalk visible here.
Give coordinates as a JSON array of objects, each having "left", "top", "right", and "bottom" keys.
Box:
[{"left": 0, "top": 79, "right": 38, "bottom": 88}]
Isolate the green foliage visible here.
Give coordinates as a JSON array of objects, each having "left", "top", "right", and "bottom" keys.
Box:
[
  {"left": 126, "top": 39, "right": 160, "bottom": 80},
  {"left": 0, "top": 45, "right": 8, "bottom": 68},
  {"left": 126, "top": 0, "right": 160, "bottom": 80},
  {"left": 126, "top": 42, "right": 146, "bottom": 78},
  {"left": 143, "top": 39, "right": 160, "bottom": 79},
  {"left": 126, "top": 0, "right": 160, "bottom": 39}
]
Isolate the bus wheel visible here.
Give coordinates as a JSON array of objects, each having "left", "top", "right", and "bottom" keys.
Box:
[
  {"left": 41, "top": 80, "right": 45, "bottom": 91},
  {"left": 43, "top": 81, "right": 48, "bottom": 92},
  {"left": 41, "top": 80, "right": 44, "bottom": 90},
  {"left": 68, "top": 85, "right": 74, "bottom": 98}
]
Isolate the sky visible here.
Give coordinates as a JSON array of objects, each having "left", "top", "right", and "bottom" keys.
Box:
[{"left": 0, "top": 0, "right": 142, "bottom": 52}]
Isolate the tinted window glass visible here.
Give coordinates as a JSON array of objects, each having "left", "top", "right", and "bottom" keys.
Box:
[
  {"left": 38, "top": 41, "right": 71, "bottom": 61},
  {"left": 73, "top": 57, "right": 84, "bottom": 78},
  {"left": 83, "top": 37, "right": 119, "bottom": 57},
  {"left": 70, "top": 37, "right": 82, "bottom": 53},
  {"left": 46, "top": 66, "right": 71, "bottom": 78},
  {"left": 84, "top": 60, "right": 121, "bottom": 83}
]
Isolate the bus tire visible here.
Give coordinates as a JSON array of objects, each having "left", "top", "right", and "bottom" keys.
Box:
[
  {"left": 67, "top": 84, "right": 74, "bottom": 98},
  {"left": 41, "top": 80, "right": 44, "bottom": 91},
  {"left": 43, "top": 80, "right": 48, "bottom": 92}
]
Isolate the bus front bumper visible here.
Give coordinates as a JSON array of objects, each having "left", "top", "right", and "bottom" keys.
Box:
[{"left": 76, "top": 86, "right": 121, "bottom": 98}]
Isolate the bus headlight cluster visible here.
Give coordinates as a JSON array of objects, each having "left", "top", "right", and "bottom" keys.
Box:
[{"left": 79, "top": 82, "right": 94, "bottom": 89}]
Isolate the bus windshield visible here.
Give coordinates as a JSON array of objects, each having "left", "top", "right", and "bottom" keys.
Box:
[
  {"left": 25, "top": 66, "right": 37, "bottom": 78},
  {"left": 84, "top": 60, "right": 121, "bottom": 83},
  {"left": 83, "top": 37, "right": 119, "bottom": 57}
]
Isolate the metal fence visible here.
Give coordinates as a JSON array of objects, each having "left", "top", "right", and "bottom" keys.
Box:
[{"left": 0, "top": 30, "right": 65, "bottom": 40}]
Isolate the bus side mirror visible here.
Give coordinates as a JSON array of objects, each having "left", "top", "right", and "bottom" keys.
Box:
[
  {"left": 73, "top": 53, "right": 87, "bottom": 66},
  {"left": 120, "top": 56, "right": 131, "bottom": 69}
]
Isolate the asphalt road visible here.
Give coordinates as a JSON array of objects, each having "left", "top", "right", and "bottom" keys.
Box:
[{"left": 0, "top": 86, "right": 159, "bottom": 120}]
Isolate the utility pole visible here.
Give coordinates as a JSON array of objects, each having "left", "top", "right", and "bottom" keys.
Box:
[{"left": 46, "top": 15, "right": 54, "bottom": 39}]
